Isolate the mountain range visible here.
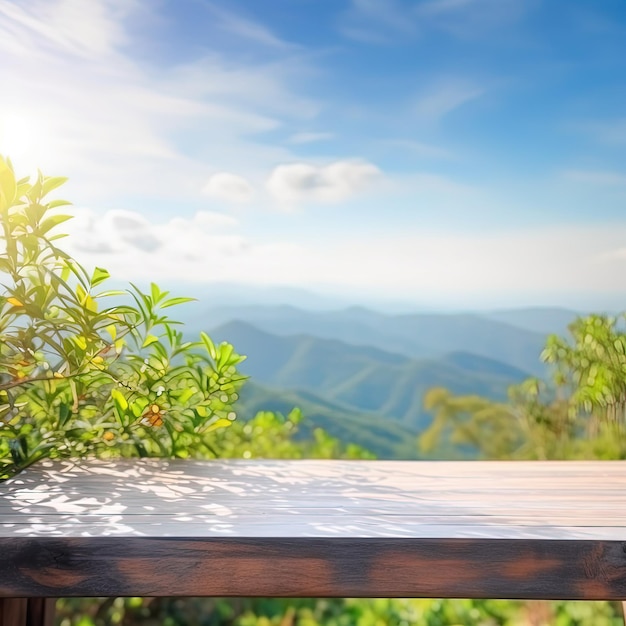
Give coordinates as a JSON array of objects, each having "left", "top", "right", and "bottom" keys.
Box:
[
  {"left": 197, "top": 304, "right": 568, "bottom": 375},
  {"left": 211, "top": 319, "right": 532, "bottom": 429},
  {"left": 181, "top": 301, "right": 582, "bottom": 458}
]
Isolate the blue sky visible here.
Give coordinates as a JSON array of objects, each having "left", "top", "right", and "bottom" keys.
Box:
[{"left": 1, "top": 0, "right": 626, "bottom": 309}]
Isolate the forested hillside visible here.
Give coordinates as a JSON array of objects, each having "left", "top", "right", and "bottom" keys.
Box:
[
  {"left": 236, "top": 381, "right": 419, "bottom": 458},
  {"left": 211, "top": 320, "right": 531, "bottom": 435},
  {"left": 197, "top": 308, "right": 557, "bottom": 458}
]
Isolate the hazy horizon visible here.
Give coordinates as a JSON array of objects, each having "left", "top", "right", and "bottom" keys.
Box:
[{"left": 100, "top": 276, "right": 622, "bottom": 314}]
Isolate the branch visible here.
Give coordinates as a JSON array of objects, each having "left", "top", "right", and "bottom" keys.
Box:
[{"left": 0, "top": 373, "right": 79, "bottom": 392}]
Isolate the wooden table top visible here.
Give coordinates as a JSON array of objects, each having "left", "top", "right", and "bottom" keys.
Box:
[{"left": 1, "top": 459, "right": 626, "bottom": 600}]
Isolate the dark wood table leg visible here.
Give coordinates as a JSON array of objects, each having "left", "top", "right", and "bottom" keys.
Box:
[
  {"left": 0, "top": 598, "right": 55, "bottom": 626},
  {"left": 0, "top": 599, "right": 27, "bottom": 626},
  {"left": 27, "top": 598, "right": 55, "bottom": 626}
]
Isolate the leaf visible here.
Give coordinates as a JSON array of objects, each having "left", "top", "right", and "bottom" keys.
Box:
[
  {"left": 0, "top": 157, "right": 16, "bottom": 212},
  {"left": 6, "top": 297, "right": 23, "bottom": 307},
  {"left": 38, "top": 213, "right": 73, "bottom": 236},
  {"left": 130, "top": 397, "right": 149, "bottom": 418},
  {"left": 84, "top": 294, "right": 98, "bottom": 313},
  {"left": 150, "top": 283, "right": 165, "bottom": 304},
  {"left": 90, "top": 266, "right": 110, "bottom": 287},
  {"left": 41, "top": 176, "right": 68, "bottom": 196},
  {"left": 95, "top": 290, "right": 126, "bottom": 298},
  {"left": 216, "top": 342, "right": 234, "bottom": 370},
  {"left": 111, "top": 388, "right": 128, "bottom": 413},
  {"left": 28, "top": 202, "right": 47, "bottom": 225},
  {"left": 47, "top": 199, "right": 72, "bottom": 209},
  {"left": 176, "top": 387, "right": 197, "bottom": 405},
  {"left": 58, "top": 403, "right": 72, "bottom": 427},
  {"left": 66, "top": 259, "right": 91, "bottom": 291},
  {"left": 73, "top": 335, "right": 87, "bottom": 350},
  {"left": 76, "top": 283, "right": 87, "bottom": 304},
  {"left": 160, "top": 296, "right": 196, "bottom": 309},
  {"left": 200, "top": 332, "right": 217, "bottom": 360},
  {"left": 127, "top": 284, "right": 151, "bottom": 326},
  {"left": 204, "top": 418, "right": 232, "bottom": 433},
  {"left": 151, "top": 340, "right": 168, "bottom": 360},
  {"left": 142, "top": 334, "right": 159, "bottom": 348},
  {"left": 28, "top": 178, "right": 43, "bottom": 202}
]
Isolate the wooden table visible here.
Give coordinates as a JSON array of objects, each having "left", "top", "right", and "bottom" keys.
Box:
[{"left": 1, "top": 459, "right": 626, "bottom": 625}]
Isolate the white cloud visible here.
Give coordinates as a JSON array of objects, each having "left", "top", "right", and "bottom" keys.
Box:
[
  {"left": 266, "top": 159, "right": 382, "bottom": 206},
  {"left": 68, "top": 209, "right": 155, "bottom": 255},
  {"left": 109, "top": 210, "right": 162, "bottom": 252},
  {"left": 288, "top": 132, "right": 334, "bottom": 144},
  {"left": 340, "top": 0, "right": 529, "bottom": 42},
  {"left": 413, "top": 79, "right": 485, "bottom": 121},
  {"left": 289, "top": 223, "right": 626, "bottom": 307},
  {"left": 63, "top": 210, "right": 626, "bottom": 309},
  {"left": 575, "top": 118, "right": 626, "bottom": 145},
  {"left": 415, "top": 0, "right": 530, "bottom": 36},
  {"left": 338, "top": 0, "right": 417, "bottom": 42},
  {"left": 0, "top": 0, "right": 139, "bottom": 60},
  {"left": 200, "top": 1, "right": 295, "bottom": 49},
  {"left": 203, "top": 172, "right": 254, "bottom": 203},
  {"left": 599, "top": 247, "right": 626, "bottom": 262},
  {"left": 383, "top": 139, "right": 453, "bottom": 159},
  {"left": 65, "top": 207, "right": 250, "bottom": 274},
  {"left": 561, "top": 169, "right": 626, "bottom": 186},
  {"left": 182, "top": 210, "right": 239, "bottom": 230},
  {"left": 0, "top": 0, "right": 318, "bottom": 208}
]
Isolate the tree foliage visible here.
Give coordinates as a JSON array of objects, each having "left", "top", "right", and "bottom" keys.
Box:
[
  {"left": 542, "top": 314, "right": 626, "bottom": 427},
  {"left": 210, "top": 408, "right": 375, "bottom": 460},
  {"left": 55, "top": 594, "right": 625, "bottom": 626},
  {"left": 0, "top": 156, "right": 247, "bottom": 480},
  {"left": 420, "top": 315, "right": 626, "bottom": 460}
]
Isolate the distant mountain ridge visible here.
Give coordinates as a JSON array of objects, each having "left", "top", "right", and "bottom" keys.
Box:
[
  {"left": 211, "top": 320, "right": 531, "bottom": 431},
  {"left": 482, "top": 307, "right": 581, "bottom": 335},
  {"left": 185, "top": 304, "right": 584, "bottom": 457},
  {"left": 198, "top": 304, "right": 552, "bottom": 376}
]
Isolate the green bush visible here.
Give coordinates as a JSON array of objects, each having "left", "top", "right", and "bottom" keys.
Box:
[{"left": 0, "top": 156, "right": 247, "bottom": 480}]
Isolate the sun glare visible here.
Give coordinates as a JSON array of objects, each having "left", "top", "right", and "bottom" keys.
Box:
[{"left": 0, "top": 114, "right": 53, "bottom": 170}]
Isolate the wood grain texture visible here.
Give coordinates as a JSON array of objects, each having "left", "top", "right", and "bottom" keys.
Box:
[
  {"left": 24, "top": 599, "right": 55, "bottom": 626},
  {"left": 1, "top": 459, "right": 626, "bottom": 599},
  {"left": 0, "top": 599, "right": 26, "bottom": 626},
  {"left": 0, "top": 598, "right": 54, "bottom": 626},
  {"left": 1, "top": 537, "right": 625, "bottom": 599}
]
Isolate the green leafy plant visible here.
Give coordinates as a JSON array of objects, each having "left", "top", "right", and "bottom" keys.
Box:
[
  {"left": 419, "top": 314, "right": 626, "bottom": 461},
  {"left": 0, "top": 156, "right": 247, "bottom": 480},
  {"left": 542, "top": 314, "right": 626, "bottom": 426}
]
